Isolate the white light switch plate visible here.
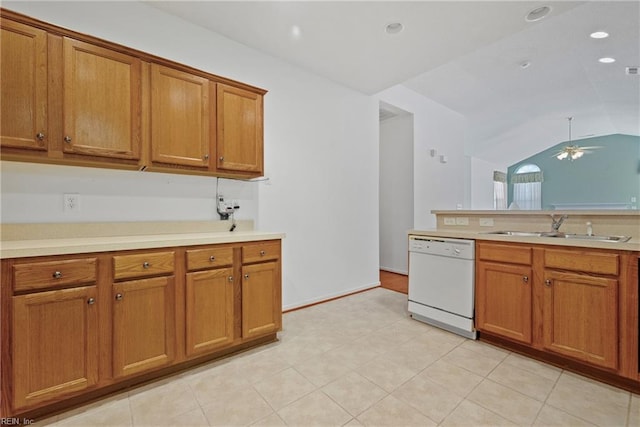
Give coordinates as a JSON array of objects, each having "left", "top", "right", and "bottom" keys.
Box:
[
  {"left": 455, "top": 217, "right": 469, "bottom": 226},
  {"left": 479, "top": 218, "right": 494, "bottom": 227}
]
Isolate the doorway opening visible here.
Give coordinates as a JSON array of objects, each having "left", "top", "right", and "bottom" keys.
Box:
[{"left": 379, "top": 101, "right": 413, "bottom": 294}]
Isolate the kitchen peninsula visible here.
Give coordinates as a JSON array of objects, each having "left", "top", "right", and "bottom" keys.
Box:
[{"left": 411, "top": 210, "right": 639, "bottom": 392}]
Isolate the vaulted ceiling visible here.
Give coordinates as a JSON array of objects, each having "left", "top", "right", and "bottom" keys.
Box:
[{"left": 147, "top": 1, "right": 639, "bottom": 164}]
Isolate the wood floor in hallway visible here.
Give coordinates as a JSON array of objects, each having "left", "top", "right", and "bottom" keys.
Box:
[{"left": 379, "top": 270, "right": 408, "bottom": 294}]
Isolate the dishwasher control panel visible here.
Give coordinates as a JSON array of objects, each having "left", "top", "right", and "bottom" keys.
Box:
[{"left": 409, "top": 235, "right": 475, "bottom": 259}]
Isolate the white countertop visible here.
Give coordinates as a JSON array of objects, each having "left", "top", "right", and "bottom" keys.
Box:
[
  {"left": 409, "top": 229, "right": 640, "bottom": 251},
  {"left": 0, "top": 230, "right": 285, "bottom": 259}
]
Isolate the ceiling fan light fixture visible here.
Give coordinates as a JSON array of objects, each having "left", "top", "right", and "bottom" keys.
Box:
[
  {"left": 571, "top": 149, "right": 585, "bottom": 160},
  {"left": 556, "top": 151, "right": 569, "bottom": 160},
  {"left": 525, "top": 6, "right": 551, "bottom": 22}
]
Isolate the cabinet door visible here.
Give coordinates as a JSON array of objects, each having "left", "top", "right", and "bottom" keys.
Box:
[
  {"left": 241, "top": 261, "right": 281, "bottom": 339},
  {"left": 150, "top": 64, "right": 210, "bottom": 167},
  {"left": 0, "top": 19, "right": 47, "bottom": 150},
  {"left": 63, "top": 37, "right": 141, "bottom": 159},
  {"left": 112, "top": 276, "right": 175, "bottom": 378},
  {"left": 185, "top": 268, "right": 234, "bottom": 357},
  {"left": 543, "top": 271, "right": 618, "bottom": 370},
  {"left": 476, "top": 261, "right": 532, "bottom": 344},
  {"left": 216, "top": 84, "right": 263, "bottom": 174},
  {"left": 12, "top": 286, "right": 98, "bottom": 409}
]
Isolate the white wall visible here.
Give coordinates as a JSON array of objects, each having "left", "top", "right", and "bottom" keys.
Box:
[
  {"left": 2, "top": 1, "right": 380, "bottom": 310},
  {"left": 469, "top": 157, "right": 507, "bottom": 210},
  {"left": 379, "top": 114, "right": 413, "bottom": 274},
  {"left": 376, "top": 85, "right": 467, "bottom": 229}
]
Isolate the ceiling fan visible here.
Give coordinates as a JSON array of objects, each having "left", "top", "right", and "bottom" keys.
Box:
[{"left": 553, "top": 117, "right": 601, "bottom": 161}]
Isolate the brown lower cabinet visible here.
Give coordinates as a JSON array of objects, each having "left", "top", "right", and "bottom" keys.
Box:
[
  {"left": 476, "top": 241, "right": 639, "bottom": 392},
  {"left": 12, "top": 286, "right": 99, "bottom": 410},
  {"left": 0, "top": 239, "right": 282, "bottom": 418}
]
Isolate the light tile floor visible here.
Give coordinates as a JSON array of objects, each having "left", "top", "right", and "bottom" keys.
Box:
[{"left": 36, "top": 288, "right": 638, "bottom": 426}]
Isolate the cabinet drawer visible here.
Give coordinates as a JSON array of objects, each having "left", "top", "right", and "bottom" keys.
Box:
[
  {"left": 242, "top": 241, "right": 280, "bottom": 264},
  {"left": 187, "top": 246, "right": 234, "bottom": 271},
  {"left": 544, "top": 249, "right": 619, "bottom": 276},
  {"left": 477, "top": 243, "right": 532, "bottom": 265},
  {"left": 14, "top": 258, "right": 97, "bottom": 292},
  {"left": 113, "top": 251, "right": 175, "bottom": 280}
]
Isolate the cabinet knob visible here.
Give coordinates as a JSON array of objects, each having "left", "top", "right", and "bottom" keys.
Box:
[
  {"left": 244, "top": 274, "right": 249, "bottom": 279},
  {"left": 87, "top": 297, "right": 96, "bottom": 305},
  {"left": 142, "top": 261, "right": 150, "bottom": 269},
  {"left": 204, "top": 154, "right": 209, "bottom": 160},
  {"left": 52, "top": 271, "right": 63, "bottom": 279},
  {"left": 36, "top": 132, "right": 45, "bottom": 141},
  {"left": 545, "top": 279, "right": 552, "bottom": 287},
  {"left": 209, "top": 256, "right": 216, "bottom": 262},
  {"left": 64, "top": 136, "right": 72, "bottom": 143},
  {"left": 228, "top": 276, "right": 234, "bottom": 282},
  {"left": 115, "top": 293, "right": 123, "bottom": 301},
  {"left": 260, "top": 250, "right": 266, "bottom": 256},
  {"left": 523, "top": 276, "right": 529, "bottom": 284},
  {"left": 219, "top": 156, "right": 224, "bottom": 162}
]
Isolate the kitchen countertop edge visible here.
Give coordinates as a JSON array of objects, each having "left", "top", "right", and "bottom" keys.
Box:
[
  {"left": 0, "top": 231, "right": 286, "bottom": 259},
  {"left": 409, "top": 229, "right": 640, "bottom": 251}
]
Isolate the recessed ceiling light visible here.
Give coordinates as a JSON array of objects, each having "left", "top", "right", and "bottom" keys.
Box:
[
  {"left": 525, "top": 6, "right": 551, "bottom": 22},
  {"left": 590, "top": 31, "right": 609, "bottom": 39},
  {"left": 598, "top": 57, "right": 616, "bottom": 63},
  {"left": 290, "top": 25, "right": 302, "bottom": 39},
  {"left": 520, "top": 60, "right": 532, "bottom": 69},
  {"left": 385, "top": 22, "right": 404, "bottom": 35}
]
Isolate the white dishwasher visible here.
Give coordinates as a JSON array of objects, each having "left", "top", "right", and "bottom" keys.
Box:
[{"left": 408, "top": 235, "right": 476, "bottom": 339}]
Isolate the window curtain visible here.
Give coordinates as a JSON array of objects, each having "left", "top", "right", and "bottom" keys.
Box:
[
  {"left": 511, "top": 171, "right": 543, "bottom": 210},
  {"left": 493, "top": 171, "right": 507, "bottom": 210}
]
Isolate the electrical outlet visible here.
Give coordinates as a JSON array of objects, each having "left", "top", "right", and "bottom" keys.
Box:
[
  {"left": 63, "top": 193, "right": 80, "bottom": 213},
  {"left": 444, "top": 217, "right": 456, "bottom": 225},
  {"left": 479, "top": 218, "right": 494, "bottom": 227},
  {"left": 455, "top": 217, "right": 469, "bottom": 226}
]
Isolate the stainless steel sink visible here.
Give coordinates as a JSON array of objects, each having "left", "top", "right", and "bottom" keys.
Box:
[
  {"left": 484, "top": 230, "right": 631, "bottom": 242},
  {"left": 560, "top": 234, "right": 632, "bottom": 242},
  {"left": 484, "top": 231, "right": 544, "bottom": 237}
]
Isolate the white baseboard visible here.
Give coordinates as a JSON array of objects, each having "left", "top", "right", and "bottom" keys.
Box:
[
  {"left": 380, "top": 266, "right": 408, "bottom": 275},
  {"left": 282, "top": 281, "right": 380, "bottom": 312}
]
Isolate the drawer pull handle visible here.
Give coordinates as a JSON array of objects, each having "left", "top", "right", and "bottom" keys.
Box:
[
  {"left": 87, "top": 297, "right": 95, "bottom": 305},
  {"left": 523, "top": 276, "right": 529, "bottom": 284},
  {"left": 52, "top": 271, "right": 63, "bottom": 279},
  {"left": 545, "top": 279, "right": 552, "bottom": 287},
  {"left": 260, "top": 250, "right": 266, "bottom": 256},
  {"left": 244, "top": 274, "right": 249, "bottom": 279},
  {"left": 219, "top": 156, "right": 224, "bottom": 162},
  {"left": 228, "top": 276, "right": 234, "bottom": 282},
  {"left": 142, "top": 262, "right": 150, "bottom": 269},
  {"left": 209, "top": 256, "right": 216, "bottom": 262},
  {"left": 64, "top": 136, "right": 72, "bottom": 143},
  {"left": 36, "top": 132, "right": 45, "bottom": 141},
  {"left": 115, "top": 293, "right": 123, "bottom": 301}
]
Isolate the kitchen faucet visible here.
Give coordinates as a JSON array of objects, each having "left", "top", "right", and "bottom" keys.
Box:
[{"left": 550, "top": 214, "right": 568, "bottom": 232}]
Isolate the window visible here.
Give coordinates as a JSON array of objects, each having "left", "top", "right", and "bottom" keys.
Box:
[
  {"left": 511, "top": 164, "right": 543, "bottom": 210},
  {"left": 493, "top": 171, "right": 507, "bottom": 210}
]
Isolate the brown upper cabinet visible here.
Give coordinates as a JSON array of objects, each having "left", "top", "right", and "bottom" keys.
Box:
[
  {"left": 0, "top": 9, "right": 266, "bottom": 179},
  {"left": 217, "top": 84, "right": 264, "bottom": 176},
  {"left": 149, "top": 63, "right": 212, "bottom": 169},
  {"left": 0, "top": 19, "right": 48, "bottom": 151},
  {"left": 62, "top": 38, "right": 142, "bottom": 160}
]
